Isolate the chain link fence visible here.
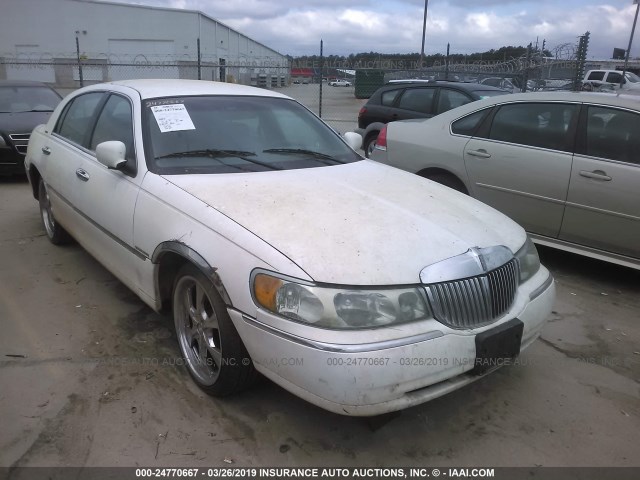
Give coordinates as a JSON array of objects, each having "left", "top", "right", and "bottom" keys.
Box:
[
  {"left": 0, "top": 59, "right": 290, "bottom": 91},
  {"left": 0, "top": 35, "right": 588, "bottom": 136}
]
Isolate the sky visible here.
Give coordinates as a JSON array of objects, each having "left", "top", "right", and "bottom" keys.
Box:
[{"left": 122, "top": 0, "right": 640, "bottom": 59}]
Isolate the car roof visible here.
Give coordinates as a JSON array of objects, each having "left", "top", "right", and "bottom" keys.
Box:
[
  {"left": 475, "top": 91, "right": 640, "bottom": 109},
  {"left": 383, "top": 80, "right": 505, "bottom": 92},
  {"left": 392, "top": 90, "right": 640, "bottom": 128},
  {"left": 84, "top": 79, "right": 292, "bottom": 100},
  {"left": 0, "top": 80, "right": 54, "bottom": 88}
]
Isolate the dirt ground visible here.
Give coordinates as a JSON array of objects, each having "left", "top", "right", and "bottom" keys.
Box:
[{"left": 0, "top": 176, "right": 639, "bottom": 468}]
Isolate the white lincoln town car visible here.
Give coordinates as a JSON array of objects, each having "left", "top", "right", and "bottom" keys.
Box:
[{"left": 25, "top": 79, "right": 554, "bottom": 416}]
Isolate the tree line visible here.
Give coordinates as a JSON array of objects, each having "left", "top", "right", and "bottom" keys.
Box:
[{"left": 289, "top": 46, "right": 553, "bottom": 68}]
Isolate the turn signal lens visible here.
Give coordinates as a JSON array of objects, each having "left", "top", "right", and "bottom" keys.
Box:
[{"left": 253, "top": 273, "right": 283, "bottom": 311}]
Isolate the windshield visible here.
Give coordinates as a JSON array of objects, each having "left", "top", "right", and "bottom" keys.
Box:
[
  {"left": 144, "top": 95, "right": 361, "bottom": 174},
  {"left": 625, "top": 72, "right": 640, "bottom": 83},
  {"left": 0, "top": 85, "right": 61, "bottom": 113}
]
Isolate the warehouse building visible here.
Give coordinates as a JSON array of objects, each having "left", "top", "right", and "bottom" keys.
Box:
[{"left": 0, "top": 0, "right": 290, "bottom": 88}]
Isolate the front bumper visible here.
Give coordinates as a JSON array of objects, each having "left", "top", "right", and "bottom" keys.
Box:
[{"left": 231, "top": 268, "right": 555, "bottom": 416}]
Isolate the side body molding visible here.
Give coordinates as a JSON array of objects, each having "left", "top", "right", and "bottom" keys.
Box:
[{"left": 151, "top": 241, "right": 232, "bottom": 306}]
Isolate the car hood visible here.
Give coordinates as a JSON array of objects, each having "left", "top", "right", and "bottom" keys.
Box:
[
  {"left": 0, "top": 111, "right": 53, "bottom": 133},
  {"left": 163, "top": 161, "right": 525, "bottom": 285}
]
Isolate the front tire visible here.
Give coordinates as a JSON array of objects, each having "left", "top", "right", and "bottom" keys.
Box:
[
  {"left": 38, "top": 179, "right": 71, "bottom": 245},
  {"left": 363, "top": 132, "right": 379, "bottom": 158},
  {"left": 172, "top": 263, "right": 256, "bottom": 396}
]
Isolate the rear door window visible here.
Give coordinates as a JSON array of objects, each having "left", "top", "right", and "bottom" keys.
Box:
[
  {"left": 381, "top": 89, "right": 402, "bottom": 106},
  {"left": 488, "top": 102, "right": 578, "bottom": 152},
  {"left": 396, "top": 87, "right": 435, "bottom": 114}
]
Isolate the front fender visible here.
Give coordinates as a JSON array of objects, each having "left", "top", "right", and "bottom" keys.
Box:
[{"left": 152, "top": 241, "right": 232, "bottom": 306}]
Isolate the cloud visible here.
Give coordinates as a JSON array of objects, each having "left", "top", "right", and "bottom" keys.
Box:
[{"left": 119, "top": 1, "right": 640, "bottom": 58}]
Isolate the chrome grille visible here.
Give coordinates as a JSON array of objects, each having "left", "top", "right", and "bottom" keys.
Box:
[
  {"left": 9, "top": 133, "right": 30, "bottom": 155},
  {"left": 424, "top": 259, "right": 518, "bottom": 329}
]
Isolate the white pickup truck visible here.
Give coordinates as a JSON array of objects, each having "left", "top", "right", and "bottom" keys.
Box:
[
  {"left": 329, "top": 79, "right": 352, "bottom": 87},
  {"left": 582, "top": 69, "right": 640, "bottom": 91}
]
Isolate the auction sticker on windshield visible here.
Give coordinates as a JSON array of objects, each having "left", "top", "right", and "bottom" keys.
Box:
[{"left": 150, "top": 104, "right": 195, "bottom": 133}]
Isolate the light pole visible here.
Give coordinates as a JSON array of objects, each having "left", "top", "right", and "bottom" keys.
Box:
[
  {"left": 75, "top": 30, "right": 84, "bottom": 87},
  {"left": 420, "top": 0, "right": 429, "bottom": 69},
  {"left": 621, "top": 0, "right": 640, "bottom": 88}
]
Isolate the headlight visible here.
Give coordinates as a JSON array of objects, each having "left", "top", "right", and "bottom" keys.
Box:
[
  {"left": 252, "top": 272, "right": 431, "bottom": 329},
  {"left": 515, "top": 237, "right": 540, "bottom": 284}
]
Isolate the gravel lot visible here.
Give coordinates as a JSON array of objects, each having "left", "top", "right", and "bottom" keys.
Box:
[
  {"left": 0, "top": 174, "right": 638, "bottom": 469},
  {"left": 1, "top": 84, "right": 639, "bottom": 469}
]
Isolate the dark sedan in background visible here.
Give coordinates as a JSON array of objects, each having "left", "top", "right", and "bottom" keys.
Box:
[
  {"left": 356, "top": 80, "right": 508, "bottom": 156},
  {"left": 0, "top": 80, "right": 61, "bottom": 175}
]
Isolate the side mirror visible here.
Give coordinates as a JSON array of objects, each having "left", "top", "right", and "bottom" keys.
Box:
[
  {"left": 343, "top": 131, "right": 362, "bottom": 151},
  {"left": 96, "top": 141, "right": 127, "bottom": 170}
]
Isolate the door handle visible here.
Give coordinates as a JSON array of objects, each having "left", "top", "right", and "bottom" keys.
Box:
[
  {"left": 579, "top": 170, "right": 611, "bottom": 181},
  {"left": 75, "top": 168, "right": 90, "bottom": 182},
  {"left": 41, "top": 147, "right": 51, "bottom": 155},
  {"left": 466, "top": 149, "right": 491, "bottom": 158}
]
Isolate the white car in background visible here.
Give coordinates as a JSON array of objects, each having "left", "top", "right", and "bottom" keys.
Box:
[
  {"left": 582, "top": 69, "right": 640, "bottom": 92},
  {"left": 25, "top": 79, "right": 554, "bottom": 416}
]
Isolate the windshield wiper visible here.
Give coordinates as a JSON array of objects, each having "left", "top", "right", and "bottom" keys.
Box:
[
  {"left": 156, "top": 149, "right": 281, "bottom": 171},
  {"left": 262, "top": 148, "right": 346, "bottom": 165},
  {"left": 14, "top": 109, "right": 55, "bottom": 113},
  {"left": 157, "top": 149, "right": 256, "bottom": 159}
]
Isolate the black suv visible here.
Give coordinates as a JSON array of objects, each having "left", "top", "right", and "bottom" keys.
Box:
[
  {"left": 356, "top": 80, "right": 507, "bottom": 156},
  {"left": 0, "top": 80, "right": 61, "bottom": 175}
]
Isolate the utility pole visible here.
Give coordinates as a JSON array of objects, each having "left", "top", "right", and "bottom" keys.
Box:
[
  {"left": 622, "top": 0, "right": 640, "bottom": 88},
  {"left": 75, "top": 30, "right": 84, "bottom": 87},
  {"left": 420, "top": 0, "right": 429, "bottom": 69}
]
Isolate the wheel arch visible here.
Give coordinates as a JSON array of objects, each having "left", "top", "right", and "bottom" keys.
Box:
[
  {"left": 362, "top": 122, "right": 386, "bottom": 140},
  {"left": 28, "top": 165, "right": 42, "bottom": 200},
  {"left": 415, "top": 167, "right": 469, "bottom": 194},
  {"left": 152, "top": 241, "right": 232, "bottom": 312}
]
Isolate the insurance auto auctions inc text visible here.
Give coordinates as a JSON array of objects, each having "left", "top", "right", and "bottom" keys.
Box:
[{"left": 255, "top": 468, "right": 494, "bottom": 478}]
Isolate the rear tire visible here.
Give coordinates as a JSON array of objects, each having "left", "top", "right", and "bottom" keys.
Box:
[
  {"left": 423, "top": 173, "right": 468, "bottom": 194},
  {"left": 38, "top": 179, "right": 71, "bottom": 245},
  {"left": 172, "top": 263, "right": 256, "bottom": 396}
]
